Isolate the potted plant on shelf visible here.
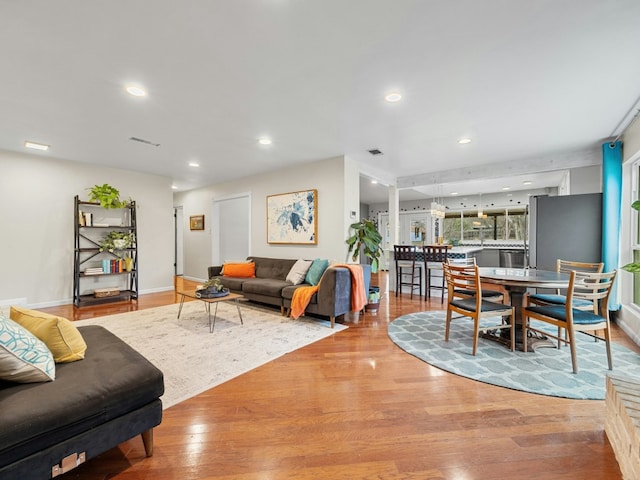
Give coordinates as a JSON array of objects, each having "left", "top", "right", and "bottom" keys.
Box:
[
  {"left": 87, "top": 184, "right": 129, "bottom": 209},
  {"left": 346, "top": 218, "right": 384, "bottom": 311},
  {"left": 99, "top": 231, "right": 135, "bottom": 256}
]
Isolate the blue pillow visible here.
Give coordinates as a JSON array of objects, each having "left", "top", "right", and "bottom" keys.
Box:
[{"left": 305, "top": 259, "right": 329, "bottom": 286}]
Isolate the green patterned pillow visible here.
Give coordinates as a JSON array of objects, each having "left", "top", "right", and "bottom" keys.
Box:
[{"left": 0, "top": 314, "right": 55, "bottom": 383}]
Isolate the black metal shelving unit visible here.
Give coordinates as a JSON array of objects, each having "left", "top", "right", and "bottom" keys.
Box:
[{"left": 73, "top": 195, "right": 139, "bottom": 307}]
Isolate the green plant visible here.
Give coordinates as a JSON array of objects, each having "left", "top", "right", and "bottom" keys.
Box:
[
  {"left": 203, "top": 277, "right": 225, "bottom": 292},
  {"left": 99, "top": 231, "right": 135, "bottom": 256},
  {"left": 622, "top": 200, "right": 640, "bottom": 273},
  {"left": 346, "top": 218, "right": 383, "bottom": 273},
  {"left": 87, "top": 184, "right": 127, "bottom": 209}
]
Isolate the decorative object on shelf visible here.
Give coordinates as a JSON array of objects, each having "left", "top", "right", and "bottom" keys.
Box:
[
  {"left": 124, "top": 256, "right": 134, "bottom": 272},
  {"left": 346, "top": 218, "right": 383, "bottom": 273},
  {"left": 190, "top": 215, "right": 205, "bottom": 230},
  {"left": 99, "top": 231, "right": 135, "bottom": 256},
  {"left": 94, "top": 287, "right": 120, "bottom": 298},
  {"left": 196, "top": 277, "right": 229, "bottom": 298},
  {"left": 86, "top": 184, "right": 130, "bottom": 209},
  {"left": 267, "top": 189, "right": 317, "bottom": 244}
]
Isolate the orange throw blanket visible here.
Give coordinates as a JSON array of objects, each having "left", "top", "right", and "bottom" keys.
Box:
[{"left": 290, "top": 264, "right": 367, "bottom": 319}]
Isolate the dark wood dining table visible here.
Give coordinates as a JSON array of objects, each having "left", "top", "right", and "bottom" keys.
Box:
[{"left": 477, "top": 267, "right": 571, "bottom": 350}]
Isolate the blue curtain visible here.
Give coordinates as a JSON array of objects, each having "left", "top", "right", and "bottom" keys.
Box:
[{"left": 602, "top": 141, "right": 622, "bottom": 310}]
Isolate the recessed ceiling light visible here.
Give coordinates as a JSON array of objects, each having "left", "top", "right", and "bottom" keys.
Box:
[
  {"left": 384, "top": 92, "right": 402, "bottom": 103},
  {"left": 502, "top": 186, "right": 511, "bottom": 191},
  {"left": 171, "top": 185, "right": 178, "bottom": 190},
  {"left": 188, "top": 162, "right": 200, "bottom": 168},
  {"left": 523, "top": 181, "right": 532, "bottom": 185},
  {"left": 458, "top": 138, "right": 472, "bottom": 144},
  {"left": 24, "top": 141, "right": 49, "bottom": 151},
  {"left": 258, "top": 137, "right": 272, "bottom": 145},
  {"left": 450, "top": 192, "right": 458, "bottom": 195},
  {"left": 126, "top": 85, "right": 147, "bottom": 97},
  {"left": 371, "top": 180, "right": 378, "bottom": 184}
]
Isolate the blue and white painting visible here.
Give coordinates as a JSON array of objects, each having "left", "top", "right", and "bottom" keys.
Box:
[{"left": 267, "top": 189, "right": 317, "bottom": 244}]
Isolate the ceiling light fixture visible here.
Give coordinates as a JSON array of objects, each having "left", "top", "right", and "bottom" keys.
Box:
[
  {"left": 125, "top": 85, "right": 147, "bottom": 97},
  {"left": 258, "top": 137, "right": 272, "bottom": 145},
  {"left": 188, "top": 162, "right": 200, "bottom": 168},
  {"left": 523, "top": 181, "right": 532, "bottom": 185},
  {"left": 371, "top": 180, "right": 378, "bottom": 184},
  {"left": 502, "top": 186, "right": 511, "bottom": 191},
  {"left": 450, "top": 192, "right": 458, "bottom": 195},
  {"left": 384, "top": 92, "right": 402, "bottom": 103},
  {"left": 24, "top": 141, "right": 49, "bottom": 151},
  {"left": 171, "top": 185, "right": 178, "bottom": 190},
  {"left": 458, "top": 138, "right": 472, "bottom": 144}
]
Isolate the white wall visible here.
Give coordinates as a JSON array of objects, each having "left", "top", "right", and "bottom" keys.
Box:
[
  {"left": 0, "top": 150, "right": 175, "bottom": 308},
  {"left": 173, "top": 156, "right": 354, "bottom": 281}
]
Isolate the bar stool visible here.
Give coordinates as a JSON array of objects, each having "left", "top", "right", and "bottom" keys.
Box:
[
  {"left": 423, "top": 245, "right": 449, "bottom": 303},
  {"left": 394, "top": 245, "right": 422, "bottom": 298}
]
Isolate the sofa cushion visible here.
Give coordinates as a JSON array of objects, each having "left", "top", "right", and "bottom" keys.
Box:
[
  {"left": 305, "top": 258, "right": 329, "bottom": 286},
  {"left": 9, "top": 306, "right": 87, "bottom": 363},
  {"left": 248, "top": 256, "right": 298, "bottom": 280},
  {"left": 222, "top": 262, "right": 255, "bottom": 277},
  {"left": 281, "top": 285, "right": 318, "bottom": 305},
  {"left": 0, "top": 315, "right": 55, "bottom": 383},
  {"left": 241, "top": 278, "right": 290, "bottom": 297},
  {"left": 286, "top": 259, "right": 313, "bottom": 285},
  {"left": 218, "top": 276, "right": 248, "bottom": 291},
  {"left": 0, "top": 325, "right": 164, "bottom": 467}
]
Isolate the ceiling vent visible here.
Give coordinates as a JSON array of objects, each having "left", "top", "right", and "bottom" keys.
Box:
[
  {"left": 129, "top": 136, "right": 160, "bottom": 147},
  {"left": 368, "top": 148, "right": 383, "bottom": 155}
]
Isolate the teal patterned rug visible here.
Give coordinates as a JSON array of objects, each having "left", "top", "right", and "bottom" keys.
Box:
[{"left": 388, "top": 311, "right": 640, "bottom": 400}]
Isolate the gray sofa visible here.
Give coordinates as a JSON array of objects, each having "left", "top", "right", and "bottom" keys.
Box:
[
  {"left": 0, "top": 325, "right": 164, "bottom": 479},
  {"left": 208, "top": 256, "right": 366, "bottom": 328}
]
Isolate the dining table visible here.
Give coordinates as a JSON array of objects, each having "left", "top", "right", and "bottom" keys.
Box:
[{"left": 477, "top": 267, "right": 571, "bottom": 350}]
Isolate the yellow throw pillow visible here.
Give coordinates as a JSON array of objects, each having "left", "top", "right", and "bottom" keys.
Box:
[{"left": 9, "top": 306, "right": 87, "bottom": 363}]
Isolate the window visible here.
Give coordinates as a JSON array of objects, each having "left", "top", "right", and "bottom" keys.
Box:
[
  {"left": 442, "top": 207, "right": 526, "bottom": 242},
  {"left": 633, "top": 162, "right": 640, "bottom": 306}
]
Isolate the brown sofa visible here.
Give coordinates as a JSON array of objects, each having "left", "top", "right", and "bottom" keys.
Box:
[{"left": 208, "top": 256, "right": 366, "bottom": 328}]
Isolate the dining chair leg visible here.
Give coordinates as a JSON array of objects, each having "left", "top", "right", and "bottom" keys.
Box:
[
  {"left": 472, "top": 317, "right": 480, "bottom": 356},
  {"left": 440, "top": 271, "right": 445, "bottom": 304},
  {"left": 523, "top": 317, "right": 529, "bottom": 353},
  {"left": 395, "top": 268, "right": 400, "bottom": 297},
  {"left": 604, "top": 328, "right": 613, "bottom": 370},
  {"left": 445, "top": 309, "right": 452, "bottom": 341},
  {"left": 409, "top": 265, "right": 414, "bottom": 299},
  {"left": 567, "top": 327, "right": 578, "bottom": 374},
  {"left": 509, "top": 315, "right": 515, "bottom": 352}
]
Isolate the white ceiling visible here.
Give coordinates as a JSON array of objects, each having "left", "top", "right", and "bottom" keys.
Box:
[{"left": 1, "top": 1, "right": 640, "bottom": 195}]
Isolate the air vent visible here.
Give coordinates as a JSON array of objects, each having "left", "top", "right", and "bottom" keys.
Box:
[
  {"left": 368, "top": 148, "right": 383, "bottom": 155},
  {"left": 129, "top": 137, "right": 160, "bottom": 147}
]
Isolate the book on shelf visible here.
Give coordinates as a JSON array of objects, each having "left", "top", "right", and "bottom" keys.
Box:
[{"left": 84, "top": 267, "right": 104, "bottom": 275}]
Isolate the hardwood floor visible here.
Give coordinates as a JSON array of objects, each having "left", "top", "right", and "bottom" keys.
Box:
[{"left": 44, "top": 274, "right": 637, "bottom": 479}]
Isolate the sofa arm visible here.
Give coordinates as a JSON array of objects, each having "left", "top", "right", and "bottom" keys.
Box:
[
  {"left": 315, "top": 267, "right": 352, "bottom": 317},
  {"left": 208, "top": 265, "right": 223, "bottom": 278}
]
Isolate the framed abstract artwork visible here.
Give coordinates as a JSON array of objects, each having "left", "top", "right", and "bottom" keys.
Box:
[
  {"left": 190, "top": 215, "right": 205, "bottom": 230},
  {"left": 267, "top": 189, "right": 317, "bottom": 244}
]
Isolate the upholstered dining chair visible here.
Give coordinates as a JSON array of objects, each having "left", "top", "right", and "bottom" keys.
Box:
[
  {"left": 523, "top": 269, "right": 616, "bottom": 374},
  {"left": 394, "top": 245, "right": 422, "bottom": 299},
  {"left": 444, "top": 262, "right": 515, "bottom": 356},
  {"left": 526, "top": 259, "right": 604, "bottom": 347},
  {"left": 445, "top": 258, "right": 505, "bottom": 303},
  {"left": 422, "top": 245, "right": 449, "bottom": 303},
  {"left": 527, "top": 259, "right": 604, "bottom": 309}
]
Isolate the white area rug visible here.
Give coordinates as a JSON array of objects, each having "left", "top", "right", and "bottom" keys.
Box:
[{"left": 75, "top": 301, "right": 347, "bottom": 408}]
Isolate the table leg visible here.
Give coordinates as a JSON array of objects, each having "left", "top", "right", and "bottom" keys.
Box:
[
  {"left": 501, "top": 286, "right": 554, "bottom": 351},
  {"left": 235, "top": 298, "right": 244, "bottom": 325},
  {"left": 210, "top": 302, "right": 219, "bottom": 333},
  {"left": 177, "top": 294, "right": 186, "bottom": 319}
]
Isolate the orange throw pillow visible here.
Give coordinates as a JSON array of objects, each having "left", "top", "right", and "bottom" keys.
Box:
[{"left": 223, "top": 262, "right": 255, "bottom": 278}]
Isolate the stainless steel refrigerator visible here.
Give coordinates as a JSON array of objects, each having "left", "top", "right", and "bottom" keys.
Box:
[{"left": 528, "top": 193, "right": 603, "bottom": 271}]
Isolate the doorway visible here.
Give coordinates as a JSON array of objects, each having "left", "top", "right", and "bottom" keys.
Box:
[{"left": 212, "top": 193, "right": 251, "bottom": 265}]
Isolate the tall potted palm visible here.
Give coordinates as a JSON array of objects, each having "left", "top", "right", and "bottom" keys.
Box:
[{"left": 346, "top": 219, "right": 383, "bottom": 311}]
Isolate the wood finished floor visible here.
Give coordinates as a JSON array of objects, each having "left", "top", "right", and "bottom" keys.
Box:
[{"left": 44, "top": 274, "right": 638, "bottom": 480}]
